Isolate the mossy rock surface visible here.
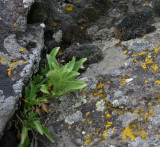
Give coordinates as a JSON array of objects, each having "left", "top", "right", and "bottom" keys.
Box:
[{"left": 117, "top": 11, "right": 156, "bottom": 41}]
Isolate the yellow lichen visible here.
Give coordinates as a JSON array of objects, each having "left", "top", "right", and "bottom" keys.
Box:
[
  {"left": 141, "top": 35, "right": 147, "bottom": 39},
  {"left": 139, "top": 51, "right": 147, "bottom": 56},
  {"left": 149, "top": 64, "right": 158, "bottom": 72},
  {"left": 145, "top": 80, "right": 148, "bottom": 83},
  {"left": 86, "top": 111, "right": 91, "bottom": 116},
  {"left": 133, "top": 59, "right": 139, "bottom": 63},
  {"left": 7, "top": 68, "right": 12, "bottom": 76},
  {"left": 154, "top": 47, "right": 160, "bottom": 53},
  {"left": 78, "top": 129, "right": 82, "bottom": 132},
  {"left": 97, "top": 83, "right": 104, "bottom": 89},
  {"left": 82, "top": 119, "right": 86, "bottom": 122},
  {"left": 52, "top": 21, "right": 57, "bottom": 27},
  {"left": 133, "top": 110, "right": 139, "bottom": 115},
  {"left": 0, "top": 58, "right": 7, "bottom": 62},
  {"left": 140, "top": 130, "right": 147, "bottom": 140},
  {"left": 121, "top": 125, "right": 136, "bottom": 141},
  {"left": 142, "top": 63, "right": 147, "bottom": 69},
  {"left": 144, "top": 1, "right": 148, "bottom": 4},
  {"left": 88, "top": 120, "right": 93, "bottom": 125},
  {"left": 20, "top": 48, "right": 26, "bottom": 53},
  {"left": 156, "top": 134, "right": 160, "bottom": 137},
  {"left": 81, "top": 89, "right": 87, "bottom": 94},
  {"left": 154, "top": 80, "right": 160, "bottom": 85},
  {"left": 145, "top": 57, "right": 153, "bottom": 64},
  {"left": 68, "top": 125, "right": 71, "bottom": 129},
  {"left": 106, "top": 114, "right": 111, "bottom": 118},
  {"left": 10, "top": 61, "right": 20, "bottom": 68},
  {"left": 14, "top": 23, "right": 18, "bottom": 28},
  {"left": 84, "top": 134, "right": 92, "bottom": 146},
  {"left": 120, "top": 77, "right": 127, "bottom": 86},
  {"left": 80, "top": 26, "right": 84, "bottom": 30},
  {"left": 120, "top": 42, "right": 124, "bottom": 47},
  {"left": 65, "top": 5, "right": 73, "bottom": 12},
  {"left": 129, "top": 42, "right": 131, "bottom": 46},
  {"left": 132, "top": 54, "right": 139, "bottom": 57},
  {"left": 123, "top": 50, "right": 128, "bottom": 55},
  {"left": 23, "top": 61, "right": 28, "bottom": 64}
]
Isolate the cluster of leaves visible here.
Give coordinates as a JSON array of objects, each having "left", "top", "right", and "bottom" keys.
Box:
[{"left": 19, "top": 47, "right": 87, "bottom": 147}]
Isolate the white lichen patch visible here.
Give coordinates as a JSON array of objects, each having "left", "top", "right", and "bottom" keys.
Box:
[
  {"left": 4, "top": 34, "right": 23, "bottom": 58},
  {"left": 65, "top": 111, "right": 82, "bottom": 125},
  {"left": 52, "top": 30, "right": 63, "bottom": 43},
  {"left": 16, "top": 16, "right": 27, "bottom": 32},
  {"left": 23, "top": 0, "right": 34, "bottom": 8},
  {"left": 96, "top": 99, "right": 105, "bottom": 111},
  {"left": 12, "top": 79, "right": 24, "bottom": 96}
]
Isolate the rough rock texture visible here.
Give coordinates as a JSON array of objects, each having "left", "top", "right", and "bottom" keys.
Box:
[
  {"left": 0, "top": 0, "right": 44, "bottom": 138},
  {"left": 37, "top": 21, "right": 160, "bottom": 147}
]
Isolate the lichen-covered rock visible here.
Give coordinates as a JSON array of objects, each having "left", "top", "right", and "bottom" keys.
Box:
[
  {"left": 116, "top": 11, "right": 156, "bottom": 40},
  {"left": 64, "top": 44, "right": 103, "bottom": 65},
  {"left": 0, "top": 0, "right": 45, "bottom": 139}
]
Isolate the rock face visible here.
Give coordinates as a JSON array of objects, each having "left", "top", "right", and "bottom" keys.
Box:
[
  {"left": 1, "top": 0, "right": 160, "bottom": 147},
  {"left": 0, "top": 0, "right": 44, "bottom": 138}
]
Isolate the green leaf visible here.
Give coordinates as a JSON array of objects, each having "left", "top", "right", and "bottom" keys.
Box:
[
  {"left": 41, "top": 126, "right": 55, "bottom": 143},
  {"left": 40, "top": 84, "right": 49, "bottom": 94},
  {"left": 57, "top": 80, "right": 86, "bottom": 97},
  {"left": 47, "top": 55, "right": 60, "bottom": 70},
  {"left": 50, "top": 47, "right": 60, "bottom": 57},
  {"left": 33, "top": 121, "right": 43, "bottom": 135},
  {"left": 65, "top": 57, "right": 75, "bottom": 71},
  {"left": 19, "top": 126, "right": 29, "bottom": 145},
  {"left": 73, "top": 58, "right": 87, "bottom": 71}
]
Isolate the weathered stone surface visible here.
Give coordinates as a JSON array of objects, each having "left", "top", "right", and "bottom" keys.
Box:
[{"left": 0, "top": 0, "right": 44, "bottom": 138}]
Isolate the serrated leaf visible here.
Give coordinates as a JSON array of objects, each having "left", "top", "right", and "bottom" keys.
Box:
[{"left": 40, "top": 84, "right": 49, "bottom": 94}]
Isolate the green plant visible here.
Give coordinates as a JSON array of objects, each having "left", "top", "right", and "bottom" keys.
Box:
[{"left": 18, "top": 47, "right": 87, "bottom": 147}]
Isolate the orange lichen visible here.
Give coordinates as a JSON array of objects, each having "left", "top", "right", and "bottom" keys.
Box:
[
  {"left": 84, "top": 134, "right": 92, "bottom": 146},
  {"left": 65, "top": 5, "right": 73, "bottom": 12},
  {"left": 149, "top": 64, "right": 158, "bottom": 72}
]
